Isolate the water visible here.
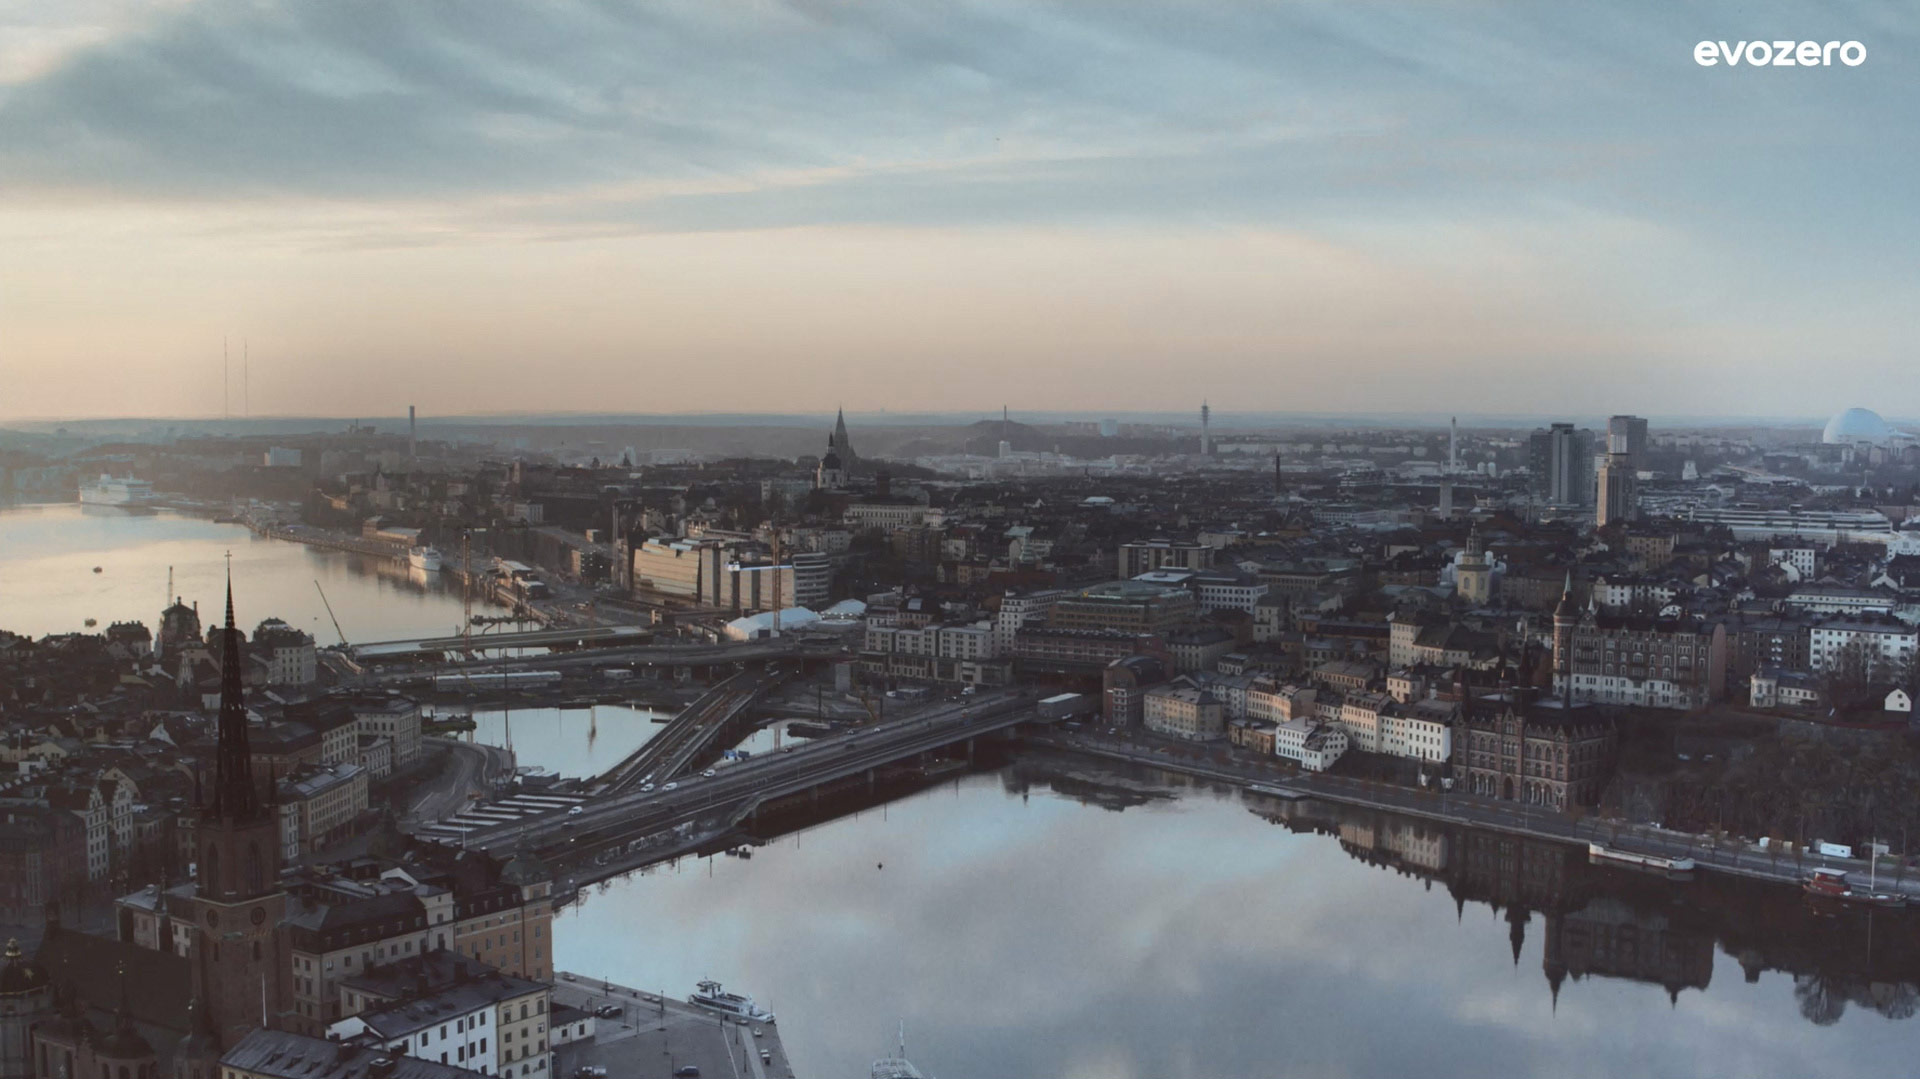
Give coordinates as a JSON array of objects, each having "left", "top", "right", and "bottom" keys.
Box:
[
  {"left": 0, "top": 502, "right": 486, "bottom": 641},
  {"left": 466, "top": 705, "right": 665, "bottom": 780},
  {"left": 554, "top": 758, "right": 1920, "bottom": 1079},
  {"left": 10, "top": 506, "right": 1919, "bottom": 1078}
]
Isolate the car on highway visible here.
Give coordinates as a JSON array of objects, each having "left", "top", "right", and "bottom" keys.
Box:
[
  {"left": 702, "top": 768, "right": 717, "bottom": 778},
  {"left": 663, "top": 782, "right": 678, "bottom": 791},
  {"left": 641, "top": 783, "right": 655, "bottom": 792},
  {"left": 567, "top": 806, "right": 584, "bottom": 816}
]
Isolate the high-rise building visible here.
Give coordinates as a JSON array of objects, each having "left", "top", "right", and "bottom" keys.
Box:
[
  {"left": 1596, "top": 452, "right": 1636, "bottom": 527},
  {"left": 1606, "top": 415, "right": 1649, "bottom": 471},
  {"left": 1199, "top": 402, "right": 1211, "bottom": 456},
  {"left": 1528, "top": 423, "right": 1594, "bottom": 506}
]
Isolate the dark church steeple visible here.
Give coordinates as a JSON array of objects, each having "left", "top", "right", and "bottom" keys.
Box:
[{"left": 210, "top": 575, "right": 261, "bottom": 821}]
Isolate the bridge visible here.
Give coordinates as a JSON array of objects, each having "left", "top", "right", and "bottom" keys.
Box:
[
  {"left": 345, "top": 637, "right": 852, "bottom": 686},
  {"left": 596, "top": 665, "right": 790, "bottom": 793},
  {"left": 428, "top": 690, "right": 1052, "bottom": 864},
  {"left": 352, "top": 624, "right": 654, "bottom": 661}
]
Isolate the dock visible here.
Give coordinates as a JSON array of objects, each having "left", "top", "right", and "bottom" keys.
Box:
[{"left": 552, "top": 973, "right": 794, "bottom": 1079}]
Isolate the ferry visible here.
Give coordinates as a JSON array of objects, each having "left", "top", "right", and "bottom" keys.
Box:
[
  {"left": 1588, "top": 843, "right": 1696, "bottom": 876},
  {"left": 687, "top": 979, "right": 774, "bottom": 1024},
  {"left": 408, "top": 546, "right": 444, "bottom": 572},
  {"left": 79, "top": 474, "right": 155, "bottom": 507}
]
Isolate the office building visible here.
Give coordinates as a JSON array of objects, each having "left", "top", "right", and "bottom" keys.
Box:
[{"left": 1528, "top": 423, "right": 1594, "bottom": 506}]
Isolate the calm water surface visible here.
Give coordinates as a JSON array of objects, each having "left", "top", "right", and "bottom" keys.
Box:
[
  {"left": 465, "top": 704, "right": 664, "bottom": 779},
  {"left": 11, "top": 507, "right": 1918, "bottom": 1079},
  {"left": 553, "top": 760, "right": 1920, "bottom": 1079},
  {"left": 0, "top": 502, "right": 486, "bottom": 640}
]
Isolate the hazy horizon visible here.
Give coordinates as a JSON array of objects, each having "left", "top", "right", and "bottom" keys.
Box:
[{"left": 3, "top": 1, "right": 1914, "bottom": 421}]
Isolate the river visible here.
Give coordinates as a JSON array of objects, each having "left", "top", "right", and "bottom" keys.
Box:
[
  {"left": 8, "top": 504, "right": 1918, "bottom": 1078},
  {"left": 0, "top": 501, "right": 487, "bottom": 642}
]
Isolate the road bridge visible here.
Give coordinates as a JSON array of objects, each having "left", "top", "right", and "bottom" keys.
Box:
[
  {"left": 344, "top": 637, "right": 852, "bottom": 686},
  {"left": 434, "top": 690, "right": 1052, "bottom": 865},
  {"left": 352, "top": 624, "right": 654, "bottom": 660},
  {"left": 596, "top": 665, "right": 790, "bottom": 793}
]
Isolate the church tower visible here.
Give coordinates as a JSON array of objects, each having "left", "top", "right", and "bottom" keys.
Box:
[
  {"left": 183, "top": 574, "right": 287, "bottom": 1051},
  {"left": 831, "top": 408, "right": 857, "bottom": 471},
  {"left": 1551, "top": 572, "right": 1578, "bottom": 702},
  {"left": 814, "top": 430, "right": 846, "bottom": 491}
]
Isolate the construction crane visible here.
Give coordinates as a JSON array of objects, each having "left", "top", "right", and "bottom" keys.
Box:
[{"left": 314, "top": 580, "right": 349, "bottom": 646}]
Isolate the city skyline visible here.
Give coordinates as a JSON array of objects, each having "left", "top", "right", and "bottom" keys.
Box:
[{"left": 3, "top": 0, "right": 1916, "bottom": 421}]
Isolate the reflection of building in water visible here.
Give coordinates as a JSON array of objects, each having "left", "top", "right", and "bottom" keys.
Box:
[
  {"left": 1337, "top": 818, "right": 1449, "bottom": 874},
  {"left": 1543, "top": 898, "right": 1715, "bottom": 1006}
]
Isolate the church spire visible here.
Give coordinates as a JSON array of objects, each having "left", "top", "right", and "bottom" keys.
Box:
[{"left": 211, "top": 561, "right": 260, "bottom": 820}]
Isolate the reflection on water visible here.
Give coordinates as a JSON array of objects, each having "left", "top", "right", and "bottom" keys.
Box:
[
  {"left": 556, "top": 754, "right": 1920, "bottom": 1079},
  {"left": 465, "top": 705, "right": 665, "bottom": 780},
  {"left": 0, "top": 502, "right": 485, "bottom": 640}
]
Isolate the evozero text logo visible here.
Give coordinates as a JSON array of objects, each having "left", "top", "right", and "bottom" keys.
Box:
[{"left": 1695, "top": 40, "right": 1865, "bottom": 66}]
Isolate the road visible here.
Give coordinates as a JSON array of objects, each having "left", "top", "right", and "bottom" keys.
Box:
[
  {"left": 404, "top": 739, "right": 516, "bottom": 823},
  {"left": 459, "top": 689, "right": 1040, "bottom": 859},
  {"left": 1033, "top": 729, "right": 1920, "bottom": 899}
]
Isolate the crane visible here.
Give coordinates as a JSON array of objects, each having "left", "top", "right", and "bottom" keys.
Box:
[{"left": 314, "top": 579, "right": 349, "bottom": 646}]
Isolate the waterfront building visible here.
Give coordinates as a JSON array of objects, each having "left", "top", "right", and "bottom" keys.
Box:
[
  {"left": 328, "top": 952, "right": 550, "bottom": 1079},
  {"left": 1272, "top": 718, "right": 1347, "bottom": 771},
  {"left": 221, "top": 1030, "right": 488, "bottom": 1079},
  {"left": 1103, "top": 655, "right": 1168, "bottom": 726},
  {"left": 1453, "top": 690, "right": 1616, "bottom": 809},
  {"left": 1142, "top": 683, "right": 1224, "bottom": 741}
]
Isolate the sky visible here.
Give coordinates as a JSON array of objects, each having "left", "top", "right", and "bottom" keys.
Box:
[{"left": 0, "top": 1, "right": 1915, "bottom": 422}]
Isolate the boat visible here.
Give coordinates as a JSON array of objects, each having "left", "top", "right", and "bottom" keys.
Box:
[
  {"left": 1804, "top": 867, "right": 1850, "bottom": 899},
  {"left": 408, "top": 546, "right": 444, "bottom": 572},
  {"left": 79, "top": 474, "right": 155, "bottom": 507},
  {"left": 687, "top": 979, "right": 774, "bottom": 1023},
  {"left": 92, "top": 566, "right": 103, "bottom": 574},
  {"left": 1805, "top": 866, "right": 1910, "bottom": 909},
  {"left": 1588, "top": 843, "right": 1695, "bottom": 876}
]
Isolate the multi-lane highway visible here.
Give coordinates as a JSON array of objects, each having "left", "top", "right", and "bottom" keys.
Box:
[
  {"left": 597, "top": 665, "right": 789, "bottom": 792},
  {"left": 451, "top": 689, "right": 1047, "bottom": 866}
]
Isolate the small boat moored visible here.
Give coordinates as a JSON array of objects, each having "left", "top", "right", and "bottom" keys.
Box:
[{"left": 1589, "top": 843, "right": 1696, "bottom": 876}]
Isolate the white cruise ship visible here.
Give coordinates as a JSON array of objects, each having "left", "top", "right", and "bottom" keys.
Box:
[
  {"left": 79, "top": 475, "right": 155, "bottom": 507},
  {"left": 408, "top": 546, "right": 444, "bottom": 572}
]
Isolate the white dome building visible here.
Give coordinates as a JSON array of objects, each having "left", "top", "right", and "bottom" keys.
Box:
[{"left": 1822, "top": 407, "right": 1893, "bottom": 445}]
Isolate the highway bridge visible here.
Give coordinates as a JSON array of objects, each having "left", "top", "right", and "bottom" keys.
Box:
[
  {"left": 433, "top": 690, "right": 1052, "bottom": 866},
  {"left": 595, "top": 665, "right": 790, "bottom": 793},
  {"left": 344, "top": 636, "right": 852, "bottom": 686},
  {"left": 352, "top": 624, "right": 654, "bottom": 661}
]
